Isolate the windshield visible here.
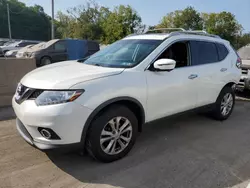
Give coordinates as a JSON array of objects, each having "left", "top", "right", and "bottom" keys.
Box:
[
  {"left": 83, "top": 39, "right": 162, "bottom": 68},
  {"left": 238, "top": 45, "right": 250, "bottom": 60}
]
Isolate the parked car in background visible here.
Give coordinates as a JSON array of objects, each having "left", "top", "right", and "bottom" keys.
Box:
[
  {"left": 5, "top": 50, "right": 18, "bottom": 57},
  {"left": 237, "top": 44, "right": 250, "bottom": 90},
  {"left": 0, "top": 41, "right": 7, "bottom": 46},
  {"left": 16, "top": 43, "right": 44, "bottom": 58},
  {"left": 12, "top": 29, "right": 241, "bottom": 162},
  {"left": 24, "top": 39, "right": 100, "bottom": 67},
  {"left": 0, "top": 40, "right": 40, "bottom": 57}
]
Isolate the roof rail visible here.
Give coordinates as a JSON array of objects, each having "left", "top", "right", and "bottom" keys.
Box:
[
  {"left": 145, "top": 28, "right": 185, "bottom": 34},
  {"left": 169, "top": 31, "right": 221, "bottom": 39}
]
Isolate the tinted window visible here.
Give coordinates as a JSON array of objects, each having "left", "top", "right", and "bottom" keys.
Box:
[
  {"left": 190, "top": 41, "right": 219, "bottom": 66},
  {"left": 54, "top": 41, "right": 66, "bottom": 51},
  {"left": 216, "top": 43, "right": 229, "bottom": 61}
]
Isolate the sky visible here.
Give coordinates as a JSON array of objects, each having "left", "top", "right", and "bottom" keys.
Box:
[{"left": 20, "top": 0, "right": 250, "bottom": 32}]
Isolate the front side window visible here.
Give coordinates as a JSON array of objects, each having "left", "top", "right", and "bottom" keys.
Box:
[
  {"left": 54, "top": 41, "right": 66, "bottom": 51},
  {"left": 156, "top": 41, "right": 189, "bottom": 68},
  {"left": 83, "top": 39, "right": 162, "bottom": 68},
  {"left": 190, "top": 41, "right": 218, "bottom": 66}
]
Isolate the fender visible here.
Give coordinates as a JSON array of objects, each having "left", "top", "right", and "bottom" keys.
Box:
[{"left": 80, "top": 96, "right": 145, "bottom": 145}]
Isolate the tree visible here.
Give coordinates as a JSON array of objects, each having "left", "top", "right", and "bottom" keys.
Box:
[
  {"left": 0, "top": 0, "right": 51, "bottom": 41},
  {"left": 157, "top": 7, "right": 203, "bottom": 30},
  {"left": 101, "top": 5, "right": 143, "bottom": 44},
  {"left": 202, "top": 12, "right": 242, "bottom": 46}
]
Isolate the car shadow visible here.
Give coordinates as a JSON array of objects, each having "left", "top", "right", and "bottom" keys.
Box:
[{"left": 46, "top": 104, "right": 250, "bottom": 188}]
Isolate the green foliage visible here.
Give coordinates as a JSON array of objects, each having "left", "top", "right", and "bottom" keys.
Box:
[
  {"left": 101, "top": 5, "right": 143, "bottom": 44},
  {"left": 0, "top": 0, "right": 51, "bottom": 41},
  {"left": 202, "top": 12, "right": 242, "bottom": 46},
  {"left": 0, "top": 1, "right": 249, "bottom": 48},
  {"left": 156, "top": 7, "right": 245, "bottom": 47},
  {"left": 55, "top": 2, "right": 143, "bottom": 44},
  {"left": 158, "top": 7, "right": 203, "bottom": 30}
]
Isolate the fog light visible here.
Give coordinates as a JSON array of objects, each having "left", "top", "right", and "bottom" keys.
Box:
[
  {"left": 38, "top": 127, "right": 60, "bottom": 140},
  {"left": 40, "top": 129, "right": 52, "bottom": 139}
]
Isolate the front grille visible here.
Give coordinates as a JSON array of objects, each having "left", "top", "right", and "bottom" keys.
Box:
[
  {"left": 15, "top": 84, "right": 43, "bottom": 104},
  {"left": 28, "top": 90, "right": 43, "bottom": 99}
]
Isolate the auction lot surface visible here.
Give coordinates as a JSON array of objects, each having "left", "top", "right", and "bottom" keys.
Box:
[{"left": 1, "top": 101, "right": 250, "bottom": 188}]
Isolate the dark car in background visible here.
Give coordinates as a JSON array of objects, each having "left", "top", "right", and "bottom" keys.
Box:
[{"left": 24, "top": 39, "right": 100, "bottom": 67}]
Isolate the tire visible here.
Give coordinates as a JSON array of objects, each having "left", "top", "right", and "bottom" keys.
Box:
[
  {"left": 40, "top": 57, "right": 52, "bottom": 66},
  {"left": 212, "top": 86, "right": 235, "bottom": 120},
  {"left": 86, "top": 105, "right": 138, "bottom": 163}
]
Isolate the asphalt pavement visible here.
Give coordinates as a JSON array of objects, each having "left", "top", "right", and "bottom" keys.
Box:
[{"left": 1, "top": 100, "right": 250, "bottom": 188}]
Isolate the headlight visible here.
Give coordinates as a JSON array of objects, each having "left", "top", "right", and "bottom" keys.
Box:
[
  {"left": 35, "top": 90, "right": 84, "bottom": 106},
  {"left": 6, "top": 51, "right": 13, "bottom": 56},
  {"left": 30, "top": 52, "right": 36, "bottom": 58}
]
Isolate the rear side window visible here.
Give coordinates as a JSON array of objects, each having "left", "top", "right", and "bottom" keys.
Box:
[
  {"left": 216, "top": 43, "right": 229, "bottom": 61},
  {"left": 190, "top": 41, "right": 219, "bottom": 66}
]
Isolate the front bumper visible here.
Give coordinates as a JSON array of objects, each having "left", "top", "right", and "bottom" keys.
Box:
[
  {"left": 16, "top": 119, "right": 82, "bottom": 150},
  {"left": 12, "top": 97, "right": 93, "bottom": 150}
]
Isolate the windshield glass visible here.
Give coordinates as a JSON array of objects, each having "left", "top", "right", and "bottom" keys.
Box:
[
  {"left": 238, "top": 45, "right": 250, "bottom": 60},
  {"left": 83, "top": 39, "right": 162, "bottom": 68}
]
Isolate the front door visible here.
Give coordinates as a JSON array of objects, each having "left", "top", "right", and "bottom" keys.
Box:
[{"left": 146, "top": 41, "right": 198, "bottom": 122}]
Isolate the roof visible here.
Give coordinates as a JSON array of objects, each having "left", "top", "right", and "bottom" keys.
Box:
[
  {"left": 123, "top": 29, "right": 224, "bottom": 42},
  {"left": 123, "top": 34, "right": 169, "bottom": 40}
]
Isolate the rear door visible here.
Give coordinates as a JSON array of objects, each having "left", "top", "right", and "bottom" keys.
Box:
[
  {"left": 50, "top": 40, "right": 67, "bottom": 62},
  {"left": 190, "top": 41, "right": 230, "bottom": 106}
]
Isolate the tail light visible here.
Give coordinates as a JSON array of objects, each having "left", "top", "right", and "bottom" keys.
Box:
[{"left": 236, "top": 57, "right": 242, "bottom": 69}]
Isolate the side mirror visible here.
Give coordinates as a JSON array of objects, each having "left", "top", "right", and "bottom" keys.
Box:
[{"left": 153, "top": 59, "right": 176, "bottom": 71}]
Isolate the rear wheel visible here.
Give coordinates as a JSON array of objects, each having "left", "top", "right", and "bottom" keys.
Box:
[
  {"left": 86, "top": 105, "right": 138, "bottom": 163},
  {"left": 213, "top": 86, "right": 235, "bottom": 120}
]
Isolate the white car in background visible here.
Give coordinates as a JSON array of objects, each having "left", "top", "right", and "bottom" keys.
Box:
[
  {"left": 12, "top": 29, "right": 241, "bottom": 162},
  {"left": 0, "top": 40, "right": 39, "bottom": 56},
  {"left": 237, "top": 45, "right": 250, "bottom": 90}
]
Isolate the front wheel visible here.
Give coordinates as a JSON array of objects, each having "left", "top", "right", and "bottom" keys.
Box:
[
  {"left": 40, "top": 57, "right": 51, "bottom": 67},
  {"left": 213, "top": 86, "right": 235, "bottom": 120},
  {"left": 86, "top": 105, "right": 138, "bottom": 163}
]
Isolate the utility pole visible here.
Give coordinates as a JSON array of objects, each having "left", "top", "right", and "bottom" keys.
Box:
[
  {"left": 7, "top": 3, "right": 12, "bottom": 40},
  {"left": 51, "top": 0, "right": 55, "bottom": 39}
]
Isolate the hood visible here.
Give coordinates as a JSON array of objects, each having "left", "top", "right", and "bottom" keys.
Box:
[{"left": 21, "top": 61, "right": 125, "bottom": 89}]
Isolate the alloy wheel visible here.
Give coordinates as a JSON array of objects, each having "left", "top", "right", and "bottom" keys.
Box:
[
  {"left": 220, "top": 93, "right": 233, "bottom": 116},
  {"left": 100, "top": 116, "right": 133, "bottom": 155}
]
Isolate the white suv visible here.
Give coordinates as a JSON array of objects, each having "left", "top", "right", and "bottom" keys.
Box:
[{"left": 12, "top": 29, "right": 241, "bottom": 162}]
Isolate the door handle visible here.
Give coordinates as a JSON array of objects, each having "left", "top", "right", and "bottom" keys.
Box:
[
  {"left": 188, "top": 74, "right": 198, "bottom": 79},
  {"left": 220, "top": 68, "right": 227, "bottom": 72}
]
